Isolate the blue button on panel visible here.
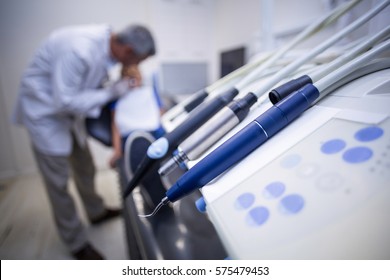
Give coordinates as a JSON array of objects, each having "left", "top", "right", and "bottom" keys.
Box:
[
  {"left": 235, "top": 193, "right": 255, "bottom": 210},
  {"left": 246, "top": 206, "right": 269, "bottom": 226},
  {"left": 263, "top": 181, "right": 286, "bottom": 199},
  {"left": 280, "top": 194, "right": 304, "bottom": 214},
  {"left": 342, "top": 146, "right": 373, "bottom": 164},
  {"left": 355, "top": 126, "right": 384, "bottom": 142},
  {"left": 321, "top": 139, "right": 347, "bottom": 154}
]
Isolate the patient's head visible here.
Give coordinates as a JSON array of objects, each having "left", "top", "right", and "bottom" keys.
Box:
[{"left": 121, "top": 65, "right": 142, "bottom": 87}]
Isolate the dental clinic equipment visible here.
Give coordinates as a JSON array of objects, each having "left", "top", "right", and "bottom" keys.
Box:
[
  {"left": 269, "top": 26, "right": 390, "bottom": 104},
  {"left": 163, "top": 0, "right": 361, "bottom": 124},
  {"left": 122, "top": 0, "right": 364, "bottom": 198},
  {"left": 141, "top": 37, "right": 390, "bottom": 217},
  {"left": 162, "top": 52, "right": 271, "bottom": 124},
  {"left": 158, "top": 16, "right": 390, "bottom": 178}
]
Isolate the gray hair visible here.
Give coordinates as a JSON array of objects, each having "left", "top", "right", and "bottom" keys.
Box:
[{"left": 116, "top": 24, "right": 156, "bottom": 57}]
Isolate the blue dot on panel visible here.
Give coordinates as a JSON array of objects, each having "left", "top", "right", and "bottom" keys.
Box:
[
  {"left": 355, "top": 126, "right": 384, "bottom": 142},
  {"left": 246, "top": 206, "right": 270, "bottom": 226},
  {"left": 235, "top": 193, "right": 255, "bottom": 210},
  {"left": 321, "top": 139, "right": 346, "bottom": 154},
  {"left": 280, "top": 194, "right": 304, "bottom": 214},
  {"left": 263, "top": 181, "right": 286, "bottom": 199},
  {"left": 342, "top": 146, "right": 373, "bottom": 164}
]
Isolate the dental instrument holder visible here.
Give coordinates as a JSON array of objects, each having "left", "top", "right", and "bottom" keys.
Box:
[
  {"left": 126, "top": 0, "right": 390, "bottom": 199},
  {"left": 123, "top": 87, "right": 240, "bottom": 198},
  {"left": 180, "top": 92, "right": 259, "bottom": 162},
  {"left": 183, "top": 88, "right": 209, "bottom": 113},
  {"left": 269, "top": 75, "right": 313, "bottom": 104},
  {"left": 161, "top": 76, "right": 314, "bottom": 176},
  {"left": 164, "top": 87, "right": 239, "bottom": 147},
  {"left": 165, "top": 84, "right": 320, "bottom": 203},
  {"left": 159, "top": 92, "right": 259, "bottom": 177}
]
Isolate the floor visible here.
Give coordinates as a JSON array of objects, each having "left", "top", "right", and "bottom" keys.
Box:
[{"left": 0, "top": 169, "right": 128, "bottom": 260}]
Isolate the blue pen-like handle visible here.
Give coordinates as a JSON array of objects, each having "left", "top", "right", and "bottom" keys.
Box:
[{"left": 166, "top": 84, "right": 319, "bottom": 202}]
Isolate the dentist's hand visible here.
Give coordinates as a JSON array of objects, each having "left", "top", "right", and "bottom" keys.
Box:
[{"left": 109, "top": 78, "right": 134, "bottom": 98}]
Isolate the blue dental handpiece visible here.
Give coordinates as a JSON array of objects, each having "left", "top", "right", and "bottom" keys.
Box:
[
  {"left": 165, "top": 83, "right": 319, "bottom": 203},
  {"left": 141, "top": 35, "right": 390, "bottom": 217}
]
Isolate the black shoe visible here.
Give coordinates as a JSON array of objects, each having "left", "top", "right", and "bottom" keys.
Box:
[
  {"left": 73, "top": 244, "right": 104, "bottom": 260},
  {"left": 90, "top": 208, "right": 122, "bottom": 225}
]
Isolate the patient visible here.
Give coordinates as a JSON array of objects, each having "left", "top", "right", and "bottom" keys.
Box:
[{"left": 109, "top": 65, "right": 165, "bottom": 168}]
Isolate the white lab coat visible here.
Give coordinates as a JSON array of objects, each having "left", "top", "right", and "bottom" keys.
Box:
[{"left": 13, "top": 24, "right": 117, "bottom": 156}]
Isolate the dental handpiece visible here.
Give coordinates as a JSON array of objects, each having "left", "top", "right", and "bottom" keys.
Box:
[
  {"left": 158, "top": 76, "right": 312, "bottom": 177},
  {"left": 123, "top": 0, "right": 372, "bottom": 198},
  {"left": 151, "top": 83, "right": 320, "bottom": 214},
  {"left": 159, "top": 22, "right": 390, "bottom": 177},
  {"left": 142, "top": 38, "right": 390, "bottom": 216},
  {"left": 122, "top": 86, "right": 240, "bottom": 198}
]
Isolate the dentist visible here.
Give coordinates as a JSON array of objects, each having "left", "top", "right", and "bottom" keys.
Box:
[{"left": 12, "top": 23, "right": 155, "bottom": 259}]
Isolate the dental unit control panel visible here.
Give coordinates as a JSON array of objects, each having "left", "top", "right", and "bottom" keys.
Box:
[{"left": 200, "top": 68, "right": 390, "bottom": 259}]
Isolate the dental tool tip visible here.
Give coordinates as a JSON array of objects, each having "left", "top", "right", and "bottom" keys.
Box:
[{"left": 138, "top": 197, "right": 170, "bottom": 218}]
